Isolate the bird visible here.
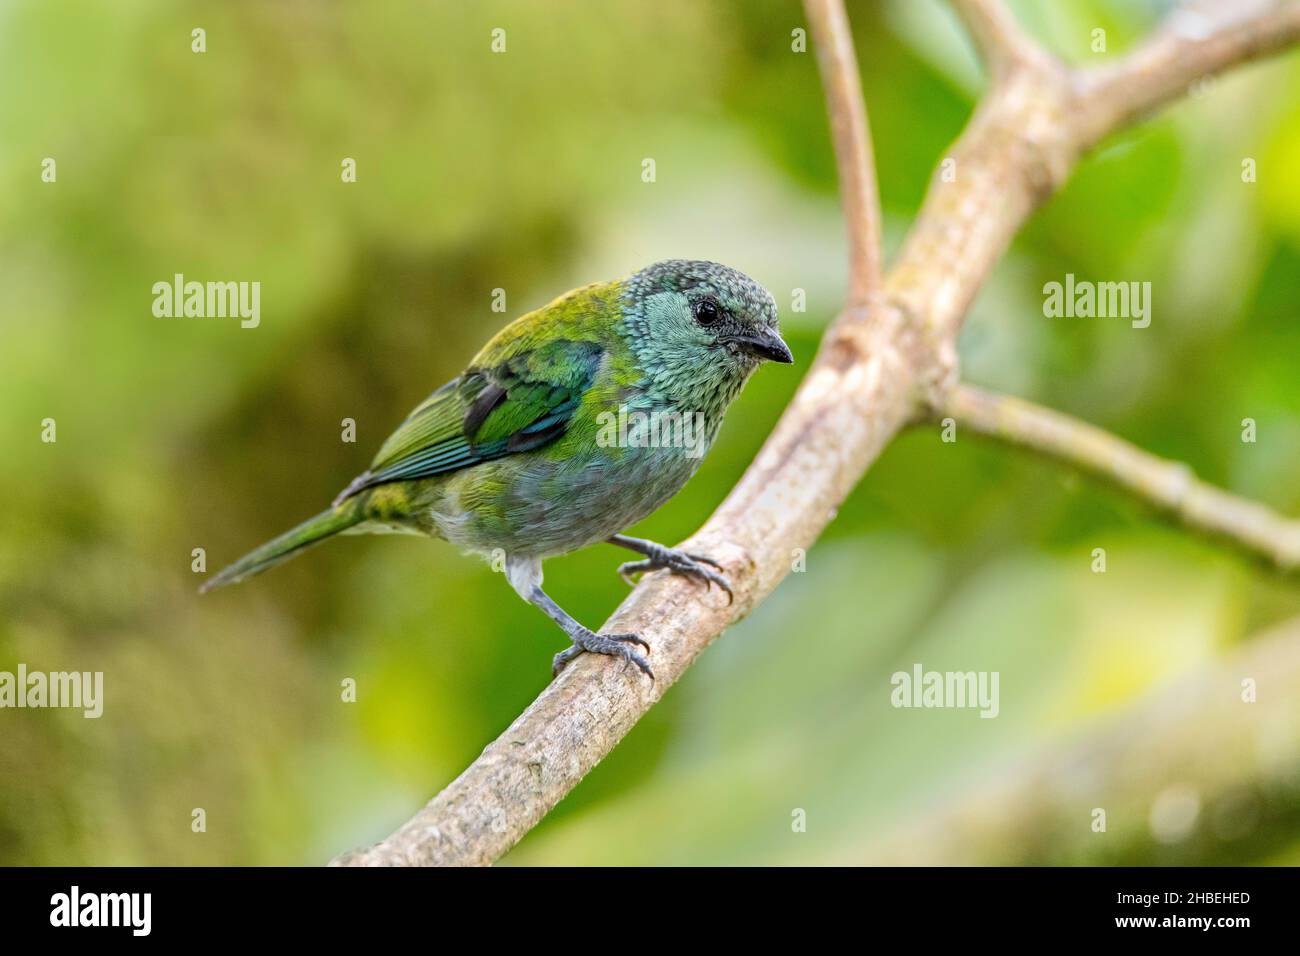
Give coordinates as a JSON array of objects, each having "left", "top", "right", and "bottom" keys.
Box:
[{"left": 200, "top": 259, "right": 792, "bottom": 678}]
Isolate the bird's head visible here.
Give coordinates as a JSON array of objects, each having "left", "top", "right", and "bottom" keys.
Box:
[{"left": 619, "top": 260, "right": 791, "bottom": 408}]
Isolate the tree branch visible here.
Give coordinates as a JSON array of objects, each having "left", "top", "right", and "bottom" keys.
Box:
[
  {"left": 806, "top": 0, "right": 885, "bottom": 308},
  {"left": 941, "top": 384, "right": 1300, "bottom": 572},
  {"left": 1076, "top": 0, "right": 1300, "bottom": 149},
  {"left": 334, "top": 1, "right": 1300, "bottom": 866},
  {"left": 948, "top": 0, "right": 1057, "bottom": 79}
]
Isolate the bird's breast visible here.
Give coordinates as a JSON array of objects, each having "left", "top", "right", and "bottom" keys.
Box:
[{"left": 425, "top": 409, "right": 718, "bottom": 559}]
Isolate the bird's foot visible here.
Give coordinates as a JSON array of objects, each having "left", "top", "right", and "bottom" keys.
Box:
[
  {"left": 552, "top": 629, "right": 653, "bottom": 680},
  {"left": 617, "top": 544, "right": 733, "bottom": 604}
]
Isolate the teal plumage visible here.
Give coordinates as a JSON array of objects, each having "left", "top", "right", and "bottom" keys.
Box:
[{"left": 202, "top": 260, "right": 792, "bottom": 677}]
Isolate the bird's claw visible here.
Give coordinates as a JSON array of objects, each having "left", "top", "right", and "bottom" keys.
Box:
[
  {"left": 552, "top": 630, "right": 653, "bottom": 680},
  {"left": 617, "top": 549, "right": 734, "bottom": 605}
]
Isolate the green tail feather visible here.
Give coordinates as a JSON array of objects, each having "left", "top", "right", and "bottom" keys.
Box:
[{"left": 199, "top": 502, "right": 365, "bottom": 593}]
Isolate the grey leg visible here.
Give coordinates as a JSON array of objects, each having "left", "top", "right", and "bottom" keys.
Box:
[
  {"left": 504, "top": 554, "right": 653, "bottom": 679},
  {"left": 608, "top": 534, "right": 733, "bottom": 604},
  {"left": 528, "top": 586, "right": 652, "bottom": 678}
]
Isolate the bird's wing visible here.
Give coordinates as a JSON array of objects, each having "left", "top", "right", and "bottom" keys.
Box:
[{"left": 334, "top": 338, "right": 603, "bottom": 503}]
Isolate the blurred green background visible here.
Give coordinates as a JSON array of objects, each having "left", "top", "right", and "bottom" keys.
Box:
[{"left": 2, "top": 0, "right": 1299, "bottom": 866}]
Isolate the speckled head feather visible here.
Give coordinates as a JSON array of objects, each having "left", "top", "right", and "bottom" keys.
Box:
[
  {"left": 618, "top": 259, "right": 789, "bottom": 413},
  {"left": 624, "top": 259, "right": 779, "bottom": 330}
]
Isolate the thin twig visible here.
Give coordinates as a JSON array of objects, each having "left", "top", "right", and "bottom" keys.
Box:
[
  {"left": 948, "top": 0, "right": 1056, "bottom": 79},
  {"left": 805, "top": 0, "right": 886, "bottom": 309},
  {"left": 941, "top": 384, "right": 1300, "bottom": 572}
]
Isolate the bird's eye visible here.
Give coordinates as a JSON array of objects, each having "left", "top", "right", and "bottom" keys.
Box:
[{"left": 693, "top": 298, "right": 720, "bottom": 325}]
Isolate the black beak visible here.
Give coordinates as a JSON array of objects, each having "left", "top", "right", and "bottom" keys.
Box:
[{"left": 732, "top": 328, "right": 794, "bottom": 364}]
